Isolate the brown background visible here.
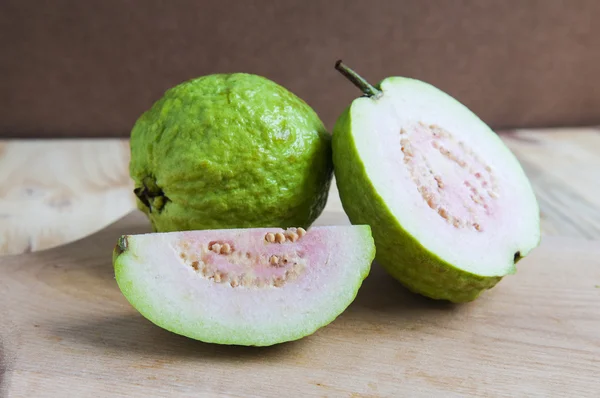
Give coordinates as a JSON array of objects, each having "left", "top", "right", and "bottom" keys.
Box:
[{"left": 1, "top": 0, "right": 600, "bottom": 138}]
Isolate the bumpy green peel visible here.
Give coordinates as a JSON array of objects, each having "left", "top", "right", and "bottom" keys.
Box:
[{"left": 129, "top": 73, "right": 333, "bottom": 232}]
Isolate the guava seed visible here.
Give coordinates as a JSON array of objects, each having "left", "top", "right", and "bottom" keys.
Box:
[
  {"left": 273, "top": 277, "right": 285, "bottom": 287},
  {"left": 220, "top": 243, "right": 232, "bottom": 255},
  {"left": 265, "top": 233, "right": 275, "bottom": 243},
  {"left": 275, "top": 233, "right": 286, "bottom": 243},
  {"left": 438, "top": 208, "right": 448, "bottom": 219},
  {"left": 426, "top": 195, "right": 437, "bottom": 209}
]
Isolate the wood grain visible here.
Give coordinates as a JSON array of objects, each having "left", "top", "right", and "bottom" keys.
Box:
[
  {"left": 1, "top": 128, "right": 600, "bottom": 256},
  {"left": 501, "top": 128, "right": 600, "bottom": 239},
  {"left": 0, "top": 139, "right": 135, "bottom": 255},
  {"left": 1, "top": 209, "right": 599, "bottom": 397}
]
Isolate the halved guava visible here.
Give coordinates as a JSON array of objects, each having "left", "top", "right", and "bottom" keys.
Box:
[
  {"left": 332, "top": 61, "right": 541, "bottom": 303},
  {"left": 113, "top": 225, "right": 375, "bottom": 346}
]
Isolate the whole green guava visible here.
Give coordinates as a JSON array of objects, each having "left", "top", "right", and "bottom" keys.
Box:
[{"left": 129, "top": 73, "right": 333, "bottom": 232}]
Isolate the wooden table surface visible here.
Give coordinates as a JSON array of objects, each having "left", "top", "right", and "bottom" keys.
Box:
[
  {"left": 1, "top": 209, "right": 599, "bottom": 397},
  {"left": 1, "top": 128, "right": 599, "bottom": 397},
  {"left": 1, "top": 127, "right": 600, "bottom": 256}
]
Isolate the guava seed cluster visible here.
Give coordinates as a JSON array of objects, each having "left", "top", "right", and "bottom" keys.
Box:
[
  {"left": 264, "top": 227, "right": 306, "bottom": 243},
  {"left": 400, "top": 122, "right": 500, "bottom": 232},
  {"left": 175, "top": 228, "right": 309, "bottom": 288}
]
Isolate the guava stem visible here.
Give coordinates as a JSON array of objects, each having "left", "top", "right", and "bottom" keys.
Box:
[
  {"left": 335, "top": 60, "right": 382, "bottom": 99},
  {"left": 115, "top": 236, "right": 129, "bottom": 256}
]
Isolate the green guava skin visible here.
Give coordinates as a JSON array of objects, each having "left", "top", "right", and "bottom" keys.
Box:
[
  {"left": 332, "top": 92, "right": 503, "bottom": 303},
  {"left": 129, "top": 73, "right": 333, "bottom": 232}
]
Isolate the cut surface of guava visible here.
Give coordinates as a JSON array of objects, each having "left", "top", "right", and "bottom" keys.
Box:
[
  {"left": 113, "top": 225, "right": 375, "bottom": 346},
  {"left": 332, "top": 63, "right": 540, "bottom": 302}
]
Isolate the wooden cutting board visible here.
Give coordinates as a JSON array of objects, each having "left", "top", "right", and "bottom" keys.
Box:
[{"left": 1, "top": 207, "right": 599, "bottom": 397}]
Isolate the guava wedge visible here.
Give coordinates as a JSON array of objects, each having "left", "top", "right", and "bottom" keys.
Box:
[
  {"left": 331, "top": 61, "right": 541, "bottom": 303},
  {"left": 112, "top": 225, "right": 375, "bottom": 346}
]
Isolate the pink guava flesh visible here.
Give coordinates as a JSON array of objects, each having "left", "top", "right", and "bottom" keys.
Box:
[
  {"left": 399, "top": 122, "right": 501, "bottom": 233},
  {"left": 175, "top": 227, "right": 328, "bottom": 289}
]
